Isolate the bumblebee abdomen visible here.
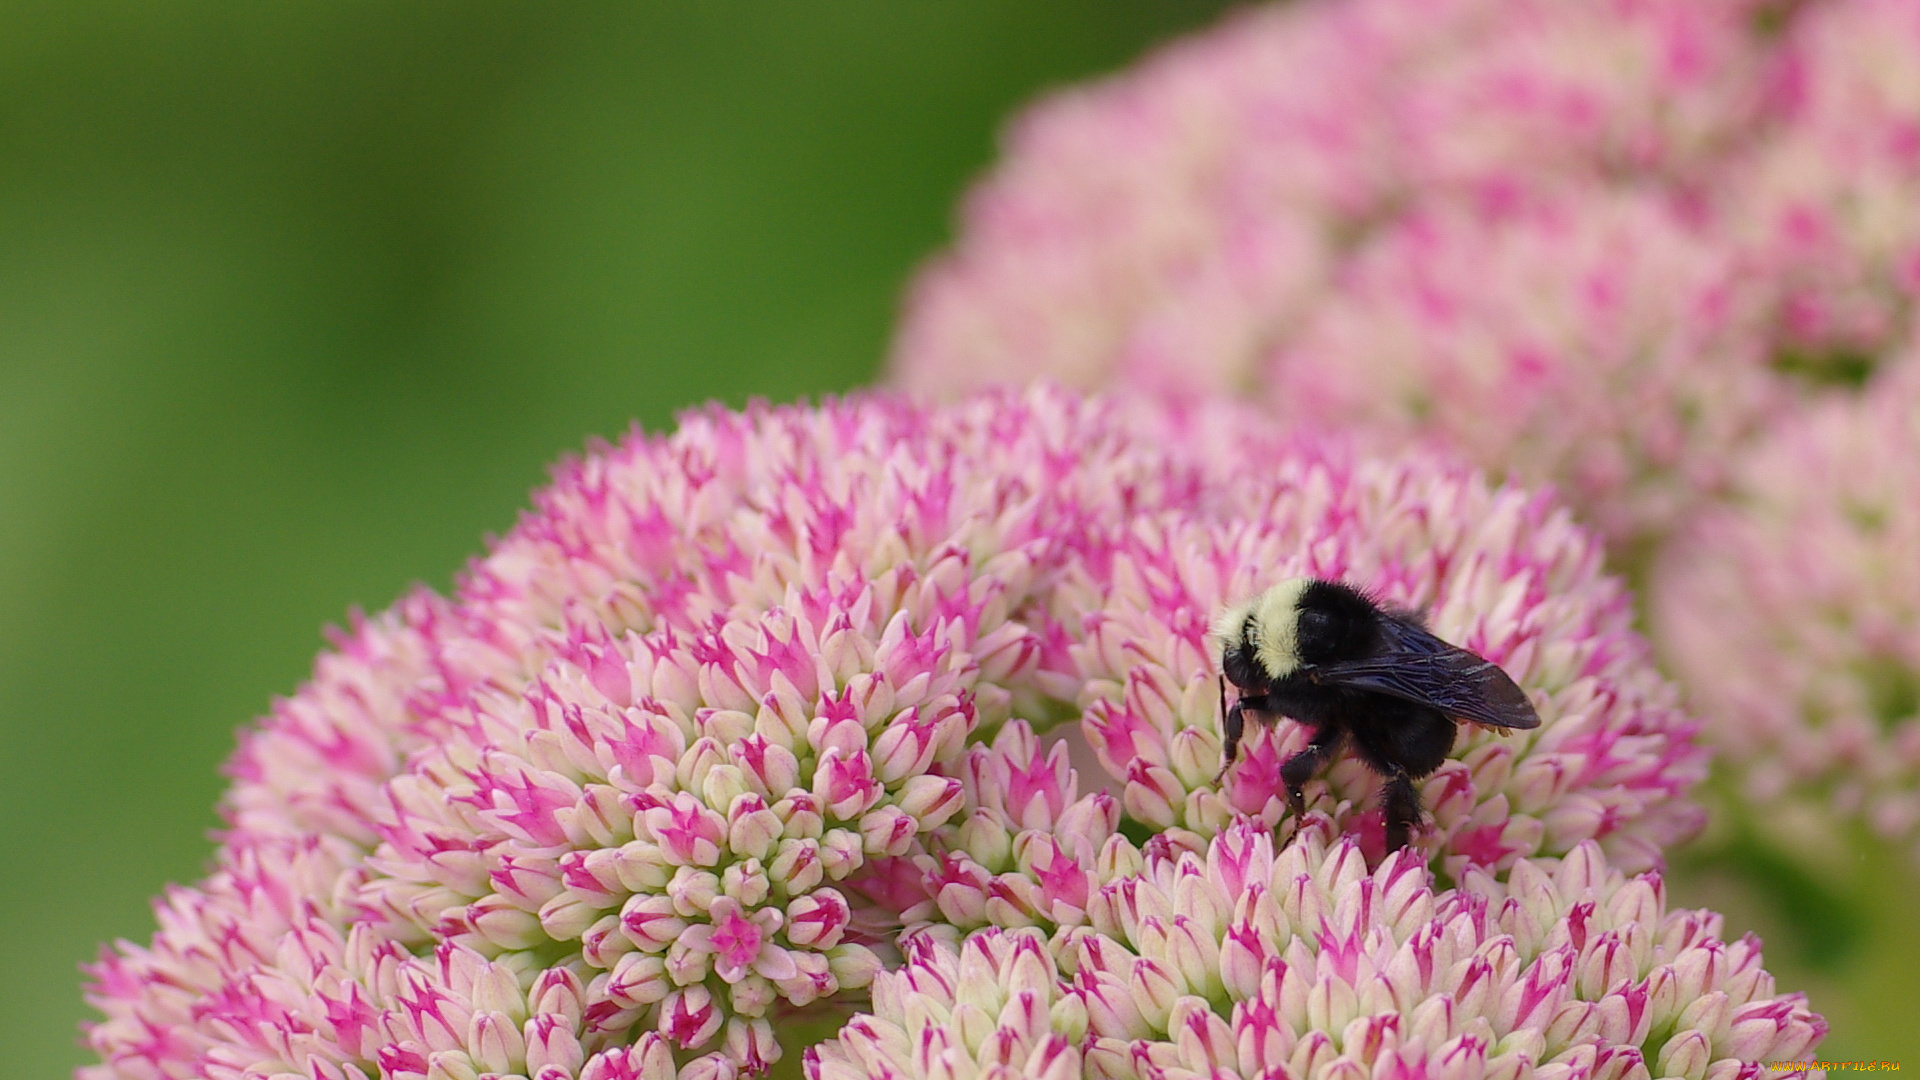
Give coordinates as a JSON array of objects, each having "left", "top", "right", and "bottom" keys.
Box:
[
  {"left": 1346, "top": 696, "right": 1455, "bottom": 778},
  {"left": 1263, "top": 677, "right": 1352, "bottom": 729}
]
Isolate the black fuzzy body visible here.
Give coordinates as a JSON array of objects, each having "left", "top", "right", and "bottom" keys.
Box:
[
  {"left": 1262, "top": 679, "right": 1457, "bottom": 780},
  {"left": 1217, "top": 579, "right": 1537, "bottom": 854}
]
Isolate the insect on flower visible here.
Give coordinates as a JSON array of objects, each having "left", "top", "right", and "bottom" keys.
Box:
[{"left": 1213, "top": 578, "right": 1540, "bottom": 852}]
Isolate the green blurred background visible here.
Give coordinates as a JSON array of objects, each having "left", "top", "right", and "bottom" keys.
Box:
[{"left": 2, "top": 3, "right": 1913, "bottom": 1077}]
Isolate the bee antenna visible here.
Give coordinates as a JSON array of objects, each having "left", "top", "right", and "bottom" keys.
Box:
[{"left": 1218, "top": 674, "right": 1227, "bottom": 720}]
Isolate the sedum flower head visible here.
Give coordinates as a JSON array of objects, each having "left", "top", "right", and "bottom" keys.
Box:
[
  {"left": 85, "top": 386, "right": 1701, "bottom": 1079},
  {"left": 1730, "top": 0, "right": 1920, "bottom": 363},
  {"left": 1653, "top": 355, "right": 1920, "bottom": 857},
  {"left": 811, "top": 820, "right": 1826, "bottom": 1080},
  {"left": 889, "top": 0, "right": 1920, "bottom": 548}
]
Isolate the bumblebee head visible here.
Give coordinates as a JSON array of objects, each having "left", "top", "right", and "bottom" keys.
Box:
[
  {"left": 1211, "top": 578, "right": 1312, "bottom": 689},
  {"left": 1213, "top": 578, "right": 1383, "bottom": 688}
]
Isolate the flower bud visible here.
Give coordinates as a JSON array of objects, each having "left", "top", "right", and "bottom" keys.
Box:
[
  {"left": 608, "top": 953, "right": 671, "bottom": 1007},
  {"left": 859, "top": 805, "right": 919, "bottom": 857},
  {"left": 668, "top": 867, "right": 723, "bottom": 917},
  {"left": 772, "top": 888, "right": 842, "bottom": 948},
  {"left": 721, "top": 859, "right": 772, "bottom": 908},
  {"left": 768, "top": 837, "right": 824, "bottom": 895},
  {"left": 467, "top": 1011, "right": 524, "bottom": 1075},
  {"left": 726, "top": 794, "right": 783, "bottom": 863},
  {"left": 1654, "top": 1029, "right": 1711, "bottom": 1080},
  {"left": 820, "top": 828, "right": 865, "bottom": 879},
  {"left": 897, "top": 774, "right": 966, "bottom": 831},
  {"left": 524, "top": 1015, "right": 586, "bottom": 1077},
  {"left": 660, "top": 986, "right": 724, "bottom": 1050},
  {"left": 828, "top": 943, "right": 883, "bottom": 989},
  {"left": 620, "top": 893, "right": 686, "bottom": 952}
]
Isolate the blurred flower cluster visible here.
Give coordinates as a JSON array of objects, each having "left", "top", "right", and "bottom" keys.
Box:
[
  {"left": 1654, "top": 359, "right": 1920, "bottom": 859},
  {"left": 892, "top": 0, "right": 1920, "bottom": 859},
  {"left": 86, "top": 386, "right": 1811, "bottom": 1079}
]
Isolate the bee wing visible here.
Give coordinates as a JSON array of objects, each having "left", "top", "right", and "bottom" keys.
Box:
[{"left": 1313, "top": 617, "right": 1541, "bottom": 730}]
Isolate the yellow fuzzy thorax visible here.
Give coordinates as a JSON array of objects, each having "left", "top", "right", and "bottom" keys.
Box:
[{"left": 1211, "top": 577, "right": 1311, "bottom": 680}]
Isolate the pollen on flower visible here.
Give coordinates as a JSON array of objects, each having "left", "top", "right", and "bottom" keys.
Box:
[
  {"left": 83, "top": 385, "right": 1703, "bottom": 1080},
  {"left": 811, "top": 819, "right": 1827, "bottom": 1080}
]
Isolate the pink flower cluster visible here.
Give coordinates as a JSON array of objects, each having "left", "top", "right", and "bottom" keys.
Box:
[
  {"left": 811, "top": 820, "right": 1826, "bottom": 1080},
  {"left": 85, "top": 386, "right": 1710, "bottom": 1079},
  {"left": 1654, "top": 358, "right": 1920, "bottom": 856},
  {"left": 890, "top": 0, "right": 1920, "bottom": 548},
  {"left": 887, "top": 0, "right": 1920, "bottom": 861}
]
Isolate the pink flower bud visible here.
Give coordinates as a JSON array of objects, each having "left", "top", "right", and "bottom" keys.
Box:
[
  {"left": 619, "top": 892, "right": 687, "bottom": 953},
  {"left": 859, "top": 806, "right": 919, "bottom": 857},
  {"left": 820, "top": 828, "right": 865, "bottom": 880},
  {"left": 1159, "top": 917, "right": 1221, "bottom": 1000},
  {"left": 581, "top": 912, "right": 629, "bottom": 969},
  {"left": 768, "top": 837, "right": 825, "bottom": 895},
  {"left": 562, "top": 848, "right": 625, "bottom": 903},
  {"left": 725, "top": 1017, "right": 782, "bottom": 1075},
  {"left": 524, "top": 1014, "right": 586, "bottom": 1077},
  {"left": 1128, "top": 958, "right": 1182, "bottom": 1031},
  {"left": 776, "top": 791, "right": 826, "bottom": 841},
  {"left": 1544, "top": 1000, "right": 1599, "bottom": 1055},
  {"left": 668, "top": 866, "right": 724, "bottom": 917},
  {"left": 958, "top": 813, "right": 1014, "bottom": 870},
  {"left": 585, "top": 1035, "right": 677, "bottom": 1080},
  {"left": 873, "top": 714, "right": 939, "bottom": 785},
  {"left": 897, "top": 774, "right": 965, "bottom": 831},
  {"left": 1081, "top": 970, "right": 1152, "bottom": 1041},
  {"left": 1289, "top": 1031, "right": 1336, "bottom": 1080},
  {"left": 467, "top": 1010, "right": 524, "bottom": 1075},
  {"left": 538, "top": 895, "right": 604, "bottom": 942},
  {"left": 933, "top": 863, "right": 993, "bottom": 928},
  {"left": 827, "top": 943, "right": 883, "bottom": 989},
  {"left": 1672, "top": 942, "right": 1726, "bottom": 1007},
  {"left": 1122, "top": 760, "right": 1183, "bottom": 831},
  {"left": 1655, "top": 1029, "right": 1712, "bottom": 1080},
  {"left": 733, "top": 735, "right": 802, "bottom": 799},
  {"left": 776, "top": 950, "right": 836, "bottom": 1008},
  {"left": 464, "top": 895, "right": 545, "bottom": 951},
  {"left": 1722, "top": 999, "right": 1794, "bottom": 1059},
  {"left": 491, "top": 855, "right": 566, "bottom": 909},
  {"left": 1769, "top": 1008, "right": 1828, "bottom": 1062},
  {"left": 666, "top": 938, "right": 712, "bottom": 985},
  {"left": 722, "top": 859, "right": 772, "bottom": 908},
  {"left": 660, "top": 985, "right": 724, "bottom": 1050},
  {"left": 1167, "top": 727, "right": 1221, "bottom": 792},
  {"left": 608, "top": 952, "right": 671, "bottom": 1007},
  {"left": 643, "top": 792, "right": 727, "bottom": 867},
  {"left": 1577, "top": 931, "right": 1638, "bottom": 1000},
  {"left": 1025, "top": 1033, "right": 1080, "bottom": 1080},
  {"left": 527, "top": 966, "right": 585, "bottom": 1029},
  {"left": 675, "top": 737, "right": 729, "bottom": 799},
  {"left": 787, "top": 890, "right": 852, "bottom": 949},
  {"left": 614, "top": 841, "right": 674, "bottom": 892},
  {"left": 814, "top": 748, "right": 884, "bottom": 822},
  {"left": 425, "top": 1050, "right": 480, "bottom": 1080},
  {"left": 717, "top": 975, "right": 770, "bottom": 1022}
]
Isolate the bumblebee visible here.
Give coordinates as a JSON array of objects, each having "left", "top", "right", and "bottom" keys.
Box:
[{"left": 1213, "top": 578, "right": 1540, "bottom": 852}]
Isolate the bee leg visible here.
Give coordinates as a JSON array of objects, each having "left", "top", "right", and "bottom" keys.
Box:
[
  {"left": 1214, "top": 696, "right": 1247, "bottom": 784},
  {"left": 1380, "top": 769, "right": 1424, "bottom": 855},
  {"left": 1279, "top": 725, "right": 1344, "bottom": 818}
]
